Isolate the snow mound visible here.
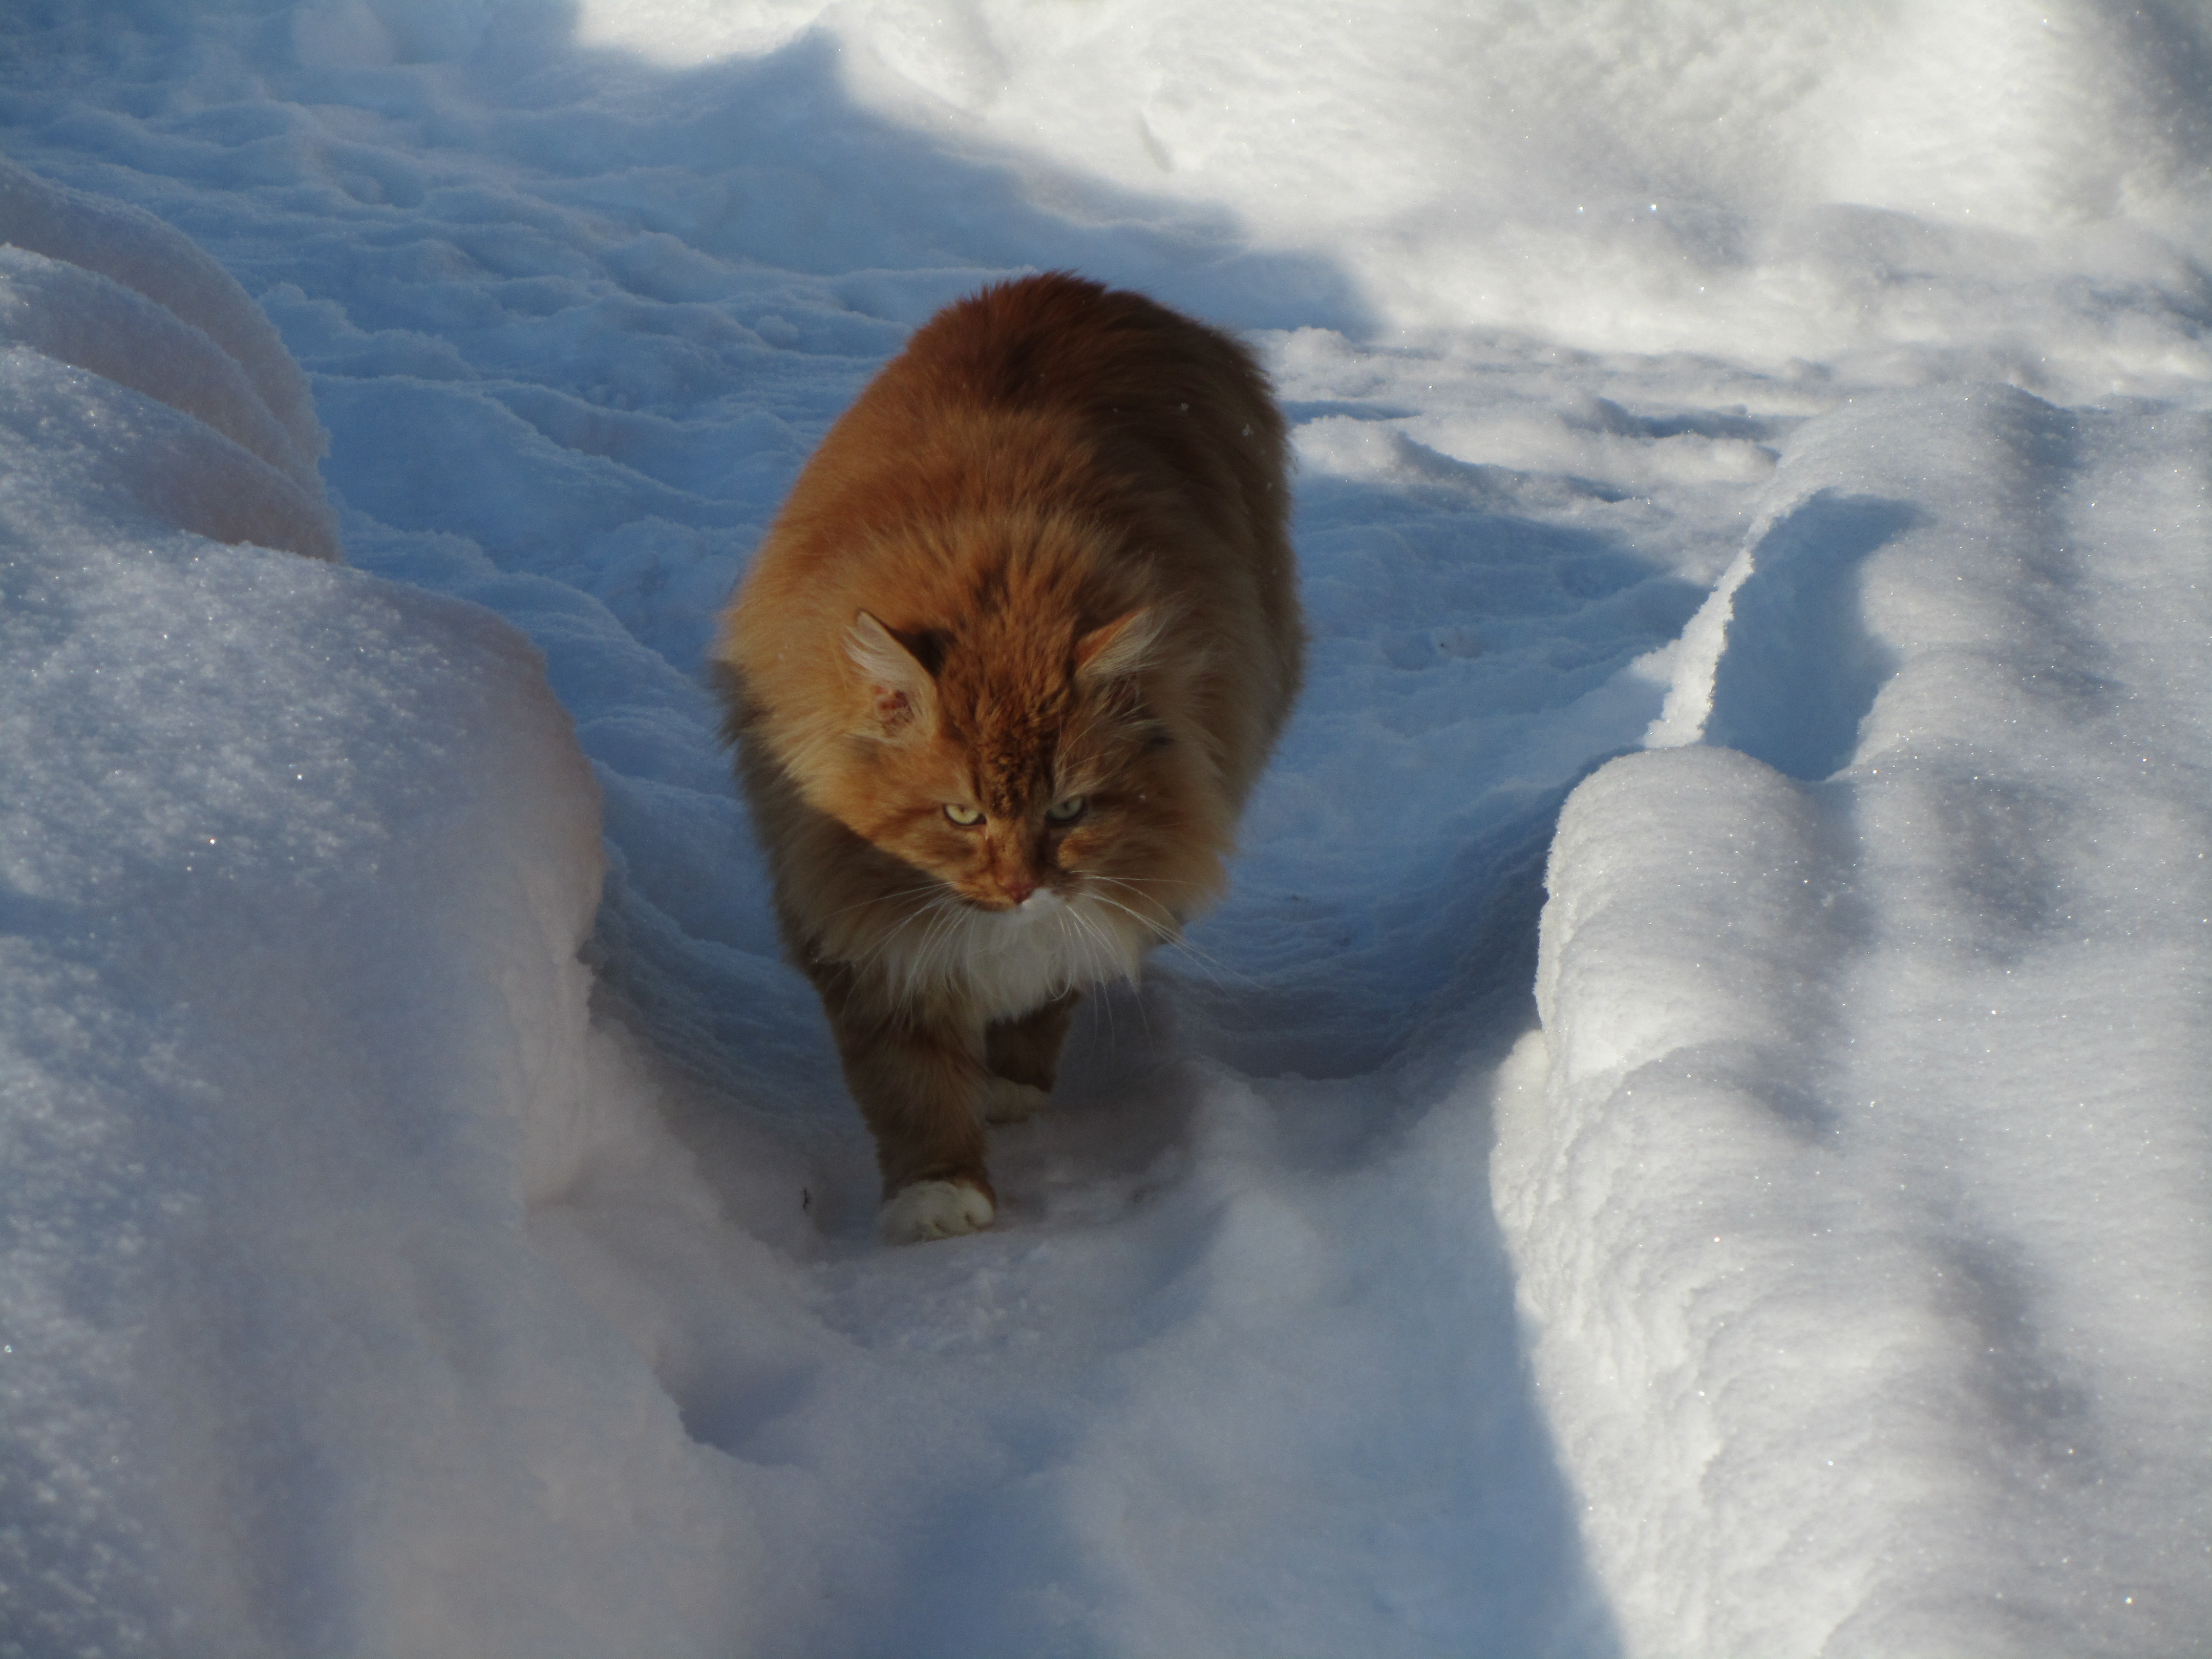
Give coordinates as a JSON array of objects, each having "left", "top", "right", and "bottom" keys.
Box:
[
  {"left": 0, "top": 163, "right": 767, "bottom": 1656},
  {"left": 1497, "top": 386, "right": 2212, "bottom": 1658},
  {"left": 0, "top": 155, "right": 337, "bottom": 562}
]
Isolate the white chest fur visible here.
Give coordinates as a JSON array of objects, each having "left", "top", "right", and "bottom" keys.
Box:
[{"left": 877, "top": 887, "right": 1150, "bottom": 1020}]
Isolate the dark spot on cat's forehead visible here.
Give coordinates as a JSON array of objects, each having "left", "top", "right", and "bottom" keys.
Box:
[
  {"left": 973, "top": 720, "right": 1055, "bottom": 814},
  {"left": 930, "top": 624, "right": 1090, "bottom": 811}
]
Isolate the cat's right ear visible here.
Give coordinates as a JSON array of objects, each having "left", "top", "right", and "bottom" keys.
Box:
[{"left": 846, "top": 611, "right": 937, "bottom": 740}]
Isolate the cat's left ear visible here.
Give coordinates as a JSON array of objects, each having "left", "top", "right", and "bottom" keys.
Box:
[
  {"left": 846, "top": 611, "right": 938, "bottom": 739},
  {"left": 1075, "top": 608, "right": 1162, "bottom": 685}
]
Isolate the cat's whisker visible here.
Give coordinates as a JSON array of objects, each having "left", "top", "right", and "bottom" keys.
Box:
[
  {"left": 1082, "top": 869, "right": 1198, "bottom": 892},
  {"left": 1154, "top": 928, "right": 1256, "bottom": 991},
  {"left": 1080, "top": 874, "right": 1251, "bottom": 981},
  {"left": 1084, "top": 891, "right": 1254, "bottom": 991},
  {"left": 1059, "top": 906, "right": 1121, "bottom": 1050},
  {"left": 1088, "top": 924, "right": 1212, "bottom": 999},
  {"left": 860, "top": 893, "right": 964, "bottom": 996},
  {"left": 1061, "top": 899, "right": 1135, "bottom": 986},
  {"left": 1080, "top": 868, "right": 1200, "bottom": 902},
  {"left": 1066, "top": 900, "right": 1153, "bottom": 1048},
  {"left": 1074, "top": 885, "right": 1180, "bottom": 944},
  {"left": 1072, "top": 899, "right": 1177, "bottom": 967},
  {"left": 905, "top": 900, "right": 969, "bottom": 997},
  {"left": 823, "top": 879, "right": 951, "bottom": 923},
  {"left": 853, "top": 888, "right": 943, "bottom": 952},
  {"left": 837, "top": 887, "right": 960, "bottom": 983},
  {"left": 1048, "top": 909, "right": 1086, "bottom": 1008},
  {"left": 1162, "top": 942, "right": 1252, "bottom": 991},
  {"left": 1078, "top": 875, "right": 1184, "bottom": 930}
]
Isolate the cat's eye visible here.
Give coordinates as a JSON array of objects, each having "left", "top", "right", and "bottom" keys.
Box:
[
  {"left": 944, "top": 803, "right": 984, "bottom": 827},
  {"left": 1045, "top": 796, "right": 1087, "bottom": 824}
]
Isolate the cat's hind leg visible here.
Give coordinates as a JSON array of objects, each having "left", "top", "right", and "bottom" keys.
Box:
[
  {"left": 980, "top": 1077, "right": 1053, "bottom": 1124},
  {"left": 983, "top": 991, "right": 1080, "bottom": 1123}
]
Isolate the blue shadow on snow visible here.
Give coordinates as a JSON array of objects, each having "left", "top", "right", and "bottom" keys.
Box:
[{"left": 1704, "top": 491, "right": 1919, "bottom": 782}]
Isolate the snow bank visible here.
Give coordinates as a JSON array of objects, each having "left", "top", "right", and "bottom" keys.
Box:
[
  {"left": 1496, "top": 387, "right": 2212, "bottom": 1656},
  {"left": 0, "top": 157, "right": 339, "bottom": 564},
  {"left": 0, "top": 157, "right": 772, "bottom": 1656}
]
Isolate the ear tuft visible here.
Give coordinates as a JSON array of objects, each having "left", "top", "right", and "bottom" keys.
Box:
[
  {"left": 1076, "top": 608, "right": 1163, "bottom": 685},
  {"left": 846, "top": 611, "right": 936, "bottom": 737}
]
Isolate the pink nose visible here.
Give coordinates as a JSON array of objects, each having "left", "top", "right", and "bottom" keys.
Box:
[{"left": 1004, "top": 878, "right": 1036, "bottom": 906}]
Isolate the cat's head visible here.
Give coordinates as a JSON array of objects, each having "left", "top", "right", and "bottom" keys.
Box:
[{"left": 809, "top": 602, "right": 1230, "bottom": 932}]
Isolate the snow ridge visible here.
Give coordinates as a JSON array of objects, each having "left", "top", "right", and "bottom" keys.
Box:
[{"left": 1500, "top": 386, "right": 2212, "bottom": 1658}]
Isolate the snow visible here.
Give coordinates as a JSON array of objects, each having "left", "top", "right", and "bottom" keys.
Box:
[
  {"left": 1505, "top": 387, "right": 2212, "bottom": 1656},
  {"left": 1, "top": 2, "right": 2207, "bottom": 1655}
]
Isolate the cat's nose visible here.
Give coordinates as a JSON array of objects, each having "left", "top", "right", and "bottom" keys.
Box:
[{"left": 1004, "top": 877, "right": 1037, "bottom": 906}]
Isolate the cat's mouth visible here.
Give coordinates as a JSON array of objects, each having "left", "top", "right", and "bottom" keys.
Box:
[{"left": 992, "top": 886, "right": 1071, "bottom": 920}]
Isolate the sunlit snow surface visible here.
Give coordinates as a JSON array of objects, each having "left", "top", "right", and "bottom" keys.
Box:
[{"left": 3, "top": 3, "right": 2209, "bottom": 1655}]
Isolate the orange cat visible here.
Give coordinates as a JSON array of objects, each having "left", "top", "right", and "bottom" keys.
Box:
[{"left": 715, "top": 273, "right": 1301, "bottom": 1242}]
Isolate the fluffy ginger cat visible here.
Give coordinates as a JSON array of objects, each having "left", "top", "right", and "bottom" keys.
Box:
[{"left": 715, "top": 273, "right": 1301, "bottom": 1243}]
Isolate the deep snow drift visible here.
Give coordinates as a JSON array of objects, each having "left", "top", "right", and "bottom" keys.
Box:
[
  {"left": 1498, "top": 388, "right": 2212, "bottom": 1656},
  {"left": 2, "top": 2, "right": 2209, "bottom": 1655}
]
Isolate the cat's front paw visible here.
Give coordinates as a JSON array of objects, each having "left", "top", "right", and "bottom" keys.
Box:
[
  {"left": 981, "top": 1077, "right": 1053, "bottom": 1124},
  {"left": 881, "top": 1179, "right": 995, "bottom": 1244}
]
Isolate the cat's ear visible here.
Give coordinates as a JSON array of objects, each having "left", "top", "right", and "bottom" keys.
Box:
[
  {"left": 846, "top": 611, "right": 937, "bottom": 738},
  {"left": 1075, "top": 608, "right": 1163, "bottom": 685}
]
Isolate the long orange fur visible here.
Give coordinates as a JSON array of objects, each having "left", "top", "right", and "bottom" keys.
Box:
[{"left": 715, "top": 273, "right": 1301, "bottom": 1242}]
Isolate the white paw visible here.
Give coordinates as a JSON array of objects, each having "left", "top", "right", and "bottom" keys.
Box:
[
  {"left": 981, "top": 1077, "right": 1053, "bottom": 1124},
  {"left": 880, "top": 1180, "right": 995, "bottom": 1244}
]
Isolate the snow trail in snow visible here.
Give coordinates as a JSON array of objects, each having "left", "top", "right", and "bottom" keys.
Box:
[{"left": 2, "top": 2, "right": 2209, "bottom": 1654}]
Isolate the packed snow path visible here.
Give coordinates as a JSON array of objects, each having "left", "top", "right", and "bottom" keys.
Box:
[{"left": 3, "top": 4, "right": 2209, "bottom": 1656}]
